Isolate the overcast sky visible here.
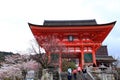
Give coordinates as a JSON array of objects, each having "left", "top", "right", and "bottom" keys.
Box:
[{"left": 0, "top": 0, "right": 120, "bottom": 57}]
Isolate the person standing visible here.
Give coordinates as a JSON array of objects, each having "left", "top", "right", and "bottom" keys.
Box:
[
  {"left": 82, "top": 66, "right": 87, "bottom": 80},
  {"left": 67, "top": 67, "right": 72, "bottom": 80},
  {"left": 77, "top": 66, "right": 81, "bottom": 74},
  {"left": 73, "top": 68, "right": 77, "bottom": 80}
]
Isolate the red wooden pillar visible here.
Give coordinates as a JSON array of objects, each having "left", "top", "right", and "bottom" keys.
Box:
[
  {"left": 79, "top": 49, "right": 84, "bottom": 69},
  {"left": 92, "top": 50, "right": 96, "bottom": 65}
]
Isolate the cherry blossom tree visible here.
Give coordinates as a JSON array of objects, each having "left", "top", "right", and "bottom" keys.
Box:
[
  {"left": 0, "top": 65, "right": 22, "bottom": 80},
  {"left": 20, "top": 60, "right": 38, "bottom": 80},
  {"left": 0, "top": 54, "right": 38, "bottom": 80}
]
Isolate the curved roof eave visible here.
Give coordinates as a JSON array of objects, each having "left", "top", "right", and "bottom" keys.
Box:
[{"left": 28, "top": 21, "right": 116, "bottom": 27}]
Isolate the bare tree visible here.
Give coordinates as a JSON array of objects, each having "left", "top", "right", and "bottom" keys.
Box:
[{"left": 30, "top": 35, "right": 65, "bottom": 69}]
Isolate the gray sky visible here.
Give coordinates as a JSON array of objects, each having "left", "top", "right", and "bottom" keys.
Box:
[{"left": 0, "top": 0, "right": 120, "bottom": 57}]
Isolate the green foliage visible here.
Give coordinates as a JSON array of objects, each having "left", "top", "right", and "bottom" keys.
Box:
[
  {"left": 4, "top": 78, "right": 12, "bottom": 80},
  {"left": 4, "top": 77, "right": 21, "bottom": 80},
  {"left": 15, "top": 76, "right": 21, "bottom": 80},
  {"left": 62, "top": 59, "right": 76, "bottom": 72},
  {"left": 34, "top": 78, "right": 38, "bottom": 80}
]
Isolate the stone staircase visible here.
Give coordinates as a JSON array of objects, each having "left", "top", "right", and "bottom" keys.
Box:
[{"left": 60, "top": 67, "right": 117, "bottom": 80}]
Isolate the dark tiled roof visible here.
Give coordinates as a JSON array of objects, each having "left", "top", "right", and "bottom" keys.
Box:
[
  {"left": 96, "top": 46, "right": 116, "bottom": 62},
  {"left": 96, "top": 46, "right": 108, "bottom": 56},
  {"left": 43, "top": 19, "right": 97, "bottom": 26},
  {"left": 96, "top": 55, "right": 113, "bottom": 59},
  {"left": 96, "top": 55, "right": 116, "bottom": 62}
]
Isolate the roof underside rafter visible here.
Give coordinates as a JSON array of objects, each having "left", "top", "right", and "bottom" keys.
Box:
[{"left": 29, "top": 21, "right": 116, "bottom": 43}]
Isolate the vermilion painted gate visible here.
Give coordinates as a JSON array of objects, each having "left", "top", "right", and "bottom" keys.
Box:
[{"left": 29, "top": 20, "right": 116, "bottom": 71}]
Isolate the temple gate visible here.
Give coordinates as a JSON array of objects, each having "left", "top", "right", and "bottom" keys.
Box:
[{"left": 29, "top": 20, "right": 116, "bottom": 71}]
